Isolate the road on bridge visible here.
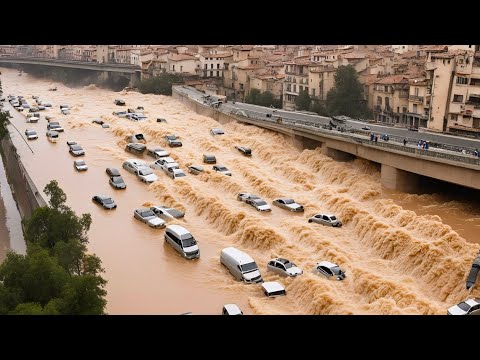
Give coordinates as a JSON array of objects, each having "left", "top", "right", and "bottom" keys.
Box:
[{"left": 177, "top": 86, "right": 480, "bottom": 151}]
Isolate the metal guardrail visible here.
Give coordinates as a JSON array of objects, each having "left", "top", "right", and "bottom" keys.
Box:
[{"left": 173, "top": 87, "right": 480, "bottom": 166}]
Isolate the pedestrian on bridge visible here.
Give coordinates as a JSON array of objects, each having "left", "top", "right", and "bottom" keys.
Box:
[{"left": 403, "top": 138, "right": 407, "bottom": 146}]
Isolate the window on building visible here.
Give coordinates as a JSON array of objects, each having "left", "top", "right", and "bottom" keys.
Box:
[
  {"left": 172, "top": 65, "right": 175, "bottom": 71},
  {"left": 180, "top": 66, "right": 183, "bottom": 72},
  {"left": 251, "top": 61, "right": 253, "bottom": 64},
  {"left": 305, "top": 87, "right": 308, "bottom": 92},
  {"left": 459, "top": 59, "right": 464, "bottom": 64},
  {"left": 377, "top": 96, "right": 382, "bottom": 105},
  {"left": 448, "top": 60, "right": 451, "bottom": 64},
  {"left": 210, "top": 71, "right": 213, "bottom": 77},
  {"left": 211, "top": 64, "right": 214, "bottom": 69},
  {"left": 232, "top": 82, "right": 234, "bottom": 88},
  {"left": 415, "top": 88, "right": 419, "bottom": 96},
  {"left": 216, "top": 71, "right": 220, "bottom": 77},
  {"left": 453, "top": 94, "right": 464, "bottom": 102},
  {"left": 287, "top": 84, "right": 291, "bottom": 92},
  {"left": 299, "top": 86, "right": 303, "bottom": 92},
  {"left": 402, "top": 107, "right": 407, "bottom": 113},
  {"left": 293, "top": 85, "right": 297, "bottom": 92},
  {"left": 385, "top": 97, "right": 390, "bottom": 108},
  {"left": 471, "top": 78, "right": 480, "bottom": 86},
  {"left": 397, "top": 107, "right": 400, "bottom": 113},
  {"left": 451, "top": 114, "right": 458, "bottom": 120},
  {"left": 217, "top": 64, "right": 220, "bottom": 69},
  {"left": 312, "top": 88, "right": 316, "bottom": 96},
  {"left": 204, "top": 64, "right": 207, "bottom": 69},
  {"left": 240, "top": 83, "right": 244, "bottom": 90},
  {"left": 456, "top": 77, "right": 468, "bottom": 85},
  {"left": 413, "top": 104, "right": 417, "bottom": 113}
]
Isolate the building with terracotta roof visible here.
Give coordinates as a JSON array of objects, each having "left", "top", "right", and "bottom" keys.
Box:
[
  {"left": 372, "top": 75, "right": 410, "bottom": 124},
  {"left": 198, "top": 50, "right": 232, "bottom": 78},
  {"left": 308, "top": 64, "right": 336, "bottom": 102},
  {"left": 283, "top": 60, "right": 311, "bottom": 110},
  {"left": 250, "top": 72, "right": 284, "bottom": 100},
  {"left": 423, "top": 49, "right": 480, "bottom": 133},
  {"left": 406, "top": 77, "right": 429, "bottom": 129},
  {"left": 167, "top": 53, "right": 199, "bottom": 75}
]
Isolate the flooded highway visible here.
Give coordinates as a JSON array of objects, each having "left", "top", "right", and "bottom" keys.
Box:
[{"left": 1, "top": 66, "right": 479, "bottom": 314}]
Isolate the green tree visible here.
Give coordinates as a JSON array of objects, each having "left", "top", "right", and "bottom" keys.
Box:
[
  {"left": 295, "top": 90, "right": 311, "bottom": 111},
  {"left": 137, "top": 73, "right": 184, "bottom": 95},
  {"left": 44, "top": 180, "right": 67, "bottom": 210},
  {"left": 326, "top": 65, "right": 369, "bottom": 118},
  {"left": 10, "top": 302, "right": 44, "bottom": 315},
  {"left": 258, "top": 91, "right": 275, "bottom": 107},
  {"left": 245, "top": 89, "right": 261, "bottom": 105},
  {"left": 0, "top": 248, "right": 68, "bottom": 307},
  {"left": 311, "top": 99, "right": 329, "bottom": 116},
  {"left": 23, "top": 181, "right": 92, "bottom": 248},
  {"left": 0, "top": 181, "right": 107, "bottom": 315}
]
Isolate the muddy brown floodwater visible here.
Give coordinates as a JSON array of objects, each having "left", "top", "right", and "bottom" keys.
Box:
[{"left": 1, "top": 66, "right": 480, "bottom": 315}]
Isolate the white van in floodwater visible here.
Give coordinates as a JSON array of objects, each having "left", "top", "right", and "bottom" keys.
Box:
[
  {"left": 220, "top": 247, "right": 263, "bottom": 284},
  {"left": 46, "top": 130, "right": 59, "bottom": 143}
]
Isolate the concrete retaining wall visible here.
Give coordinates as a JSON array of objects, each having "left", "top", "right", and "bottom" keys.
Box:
[{"left": 0, "top": 134, "right": 47, "bottom": 219}]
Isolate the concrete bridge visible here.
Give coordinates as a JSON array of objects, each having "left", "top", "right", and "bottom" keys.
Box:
[
  {"left": 173, "top": 86, "right": 480, "bottom": 192},
  {"left": 0, "top": 56, "right": 141, "bottom": 84}
]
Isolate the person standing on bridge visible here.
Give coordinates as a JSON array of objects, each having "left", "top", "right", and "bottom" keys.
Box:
[{"left": 403, "top": 138, "right": 407, "bottom": 146}]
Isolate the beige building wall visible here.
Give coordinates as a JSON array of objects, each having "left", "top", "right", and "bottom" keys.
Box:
[
  {"left": 168, "top": 58, "right": 198, "bottom": 74},
  {"left": 428, "top": 56, "right": 456, "bottom": 131}
]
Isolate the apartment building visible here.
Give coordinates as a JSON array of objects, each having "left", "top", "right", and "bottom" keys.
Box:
[
  {"left": 372, "top": 75, "right": 410, "bottom": 124},
  {"left": 250, "top": 72, "right": 284, "bottom": 100},
  {"left": 198, "top": 50, "right": 231, "bottom": 78},
  {"left": 406, "top": 77, "right": 429, "bottom": 129},
  {"left": 167, "top": 53, "right": 198, "bottom": 74},
  {"left": 444, "top": 51, "right": 480, "bottom": 134},
  {"left": 308, "top": 64, "right": 336, "bottom": 101},
  {"left": 283, "top": 59, "right": 310, "bottom": 110}
]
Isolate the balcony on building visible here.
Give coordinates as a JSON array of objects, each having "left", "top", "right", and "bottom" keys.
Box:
[
  {"left": 409, "top": 94, "right": 424, "bottom": 103},
  {"left": 466, "top": 95, "right": 480, "bottom": 109}
]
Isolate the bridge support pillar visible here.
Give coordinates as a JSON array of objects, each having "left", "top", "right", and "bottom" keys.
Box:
[
  {"left": 323, "top": 147, "right": 355, "bottom": 162},
  {"left": 129, "top": 72, "right": 140, "bottom": 86},
  {"left": 292, "top": 135, "right": 321, "bottom": 150},
  {"left": 99, "top": 71, "right": 109, "bottom": 82},
  {"left": 381, "top": 164, "right": 420, "bottom": 193}
]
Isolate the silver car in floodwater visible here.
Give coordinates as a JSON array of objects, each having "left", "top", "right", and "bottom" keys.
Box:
[
  {"left": 447, "top": 298, "right": 480, "bottom": 315},
  {"left": 308, "top": 213, "right": 342, "bottom": 227},
  {"left": 272, "top": 198, "right": 304, "bottom": 212},
  {"left": 133, "top": 208, "right": 166, "bottom": 228},
  {"left": 267, "top": 258, "right": 303, "bottom": 277},
  {"left": 316, "top": 261, "right": 346, "bottom": 281}
]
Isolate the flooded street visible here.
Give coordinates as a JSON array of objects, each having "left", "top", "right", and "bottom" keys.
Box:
[{"left": 1, "top": 66, "right": 479, "bottom": 314}]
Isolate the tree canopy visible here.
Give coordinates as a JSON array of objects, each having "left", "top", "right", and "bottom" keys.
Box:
[
  {"left": 326, "top": 65, "right": 370, "bottom": 118},
  {"left": 0, "top": 181, "right": 106, "bottom": 315},
  {"left": 137, "top": 73, "right": 184, "bottom": 95},
  {"left": 245, "top": 89, "right": 282, "bottom": 108},
  {"left": 295, "top": 90, "right": 311, "bottom": 111}
]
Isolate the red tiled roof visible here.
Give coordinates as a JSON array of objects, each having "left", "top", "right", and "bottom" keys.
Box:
[
  {"left": 200, "top": 52, "right": 231, "bottom": 58},
  {"left": 374, "top": 75, "right": 409, "bottom": 84},
  {"left": 168, "top": 54, "right": 197, "bottom": 61}
]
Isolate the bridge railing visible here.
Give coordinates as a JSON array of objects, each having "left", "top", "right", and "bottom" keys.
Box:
[{"left": 174, "top": 87, "right": 480, "bottom": 166}]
